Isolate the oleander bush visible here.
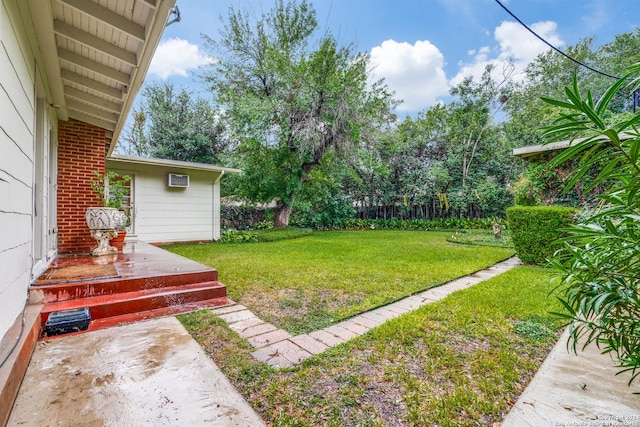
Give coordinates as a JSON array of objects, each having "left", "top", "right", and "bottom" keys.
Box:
[{"left": 542, "top": 64, "right": 640, "bottom": 384}]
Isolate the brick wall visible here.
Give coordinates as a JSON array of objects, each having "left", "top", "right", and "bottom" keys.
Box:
[{"left": 57, "top": 119, "right": 106, "bottom": 253}]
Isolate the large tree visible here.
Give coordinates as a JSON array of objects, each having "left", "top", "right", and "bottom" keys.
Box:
[
  {"left": 117, "top": 82, "right": 229, "bottom": 164},
  {"left": 383, "top": 66, "right": 516, "bottom": 218},
  {"left": 201, "top": 0, "right": 396, "bottom": 227},
  {"left": 144, "top": 83, "right": 228, "bottom": 164},
  {"left": 117, "top": 108, "right": 149, "bottom": 156},
  {"left": 340, "top": 64, "right": 520, "bottom": 220},
  {"left": 502, "top": 38, "right": 597, "bottom": 149},
  {"left": 445, "top": 64, "right": 513, "bottom": 189}
]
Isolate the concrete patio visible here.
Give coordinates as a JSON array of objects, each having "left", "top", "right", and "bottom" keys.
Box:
[
  {"left": 7, "top": 316, "right": 264, "bottom": 426},
  {"left": 0, "top": 240, "right": 231, "bottom": 424}
]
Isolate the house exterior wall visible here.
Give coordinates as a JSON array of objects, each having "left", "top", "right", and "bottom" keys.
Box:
[
  {"left": 108, "top": 163, "right": 222, "bottom": 243},
  {"left": 0, "top": 0, "right": 55, "bottom": 341},
  {"left": 57, "top": 119, "right": 106, "bottom": 253}
]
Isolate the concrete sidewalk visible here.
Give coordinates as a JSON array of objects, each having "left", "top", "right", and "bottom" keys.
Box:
[
  {"left": 502, "top": 328, "right": 640, "bottom": 426},
  {"left": 7, "top": 317, "right": 265, "bottom": 426}
]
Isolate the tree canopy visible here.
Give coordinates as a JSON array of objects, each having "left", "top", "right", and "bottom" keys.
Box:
[
  {"left": 200, "top": 0, "right": 397, "bottom": 226},
  {"left": 115, "top": 4, "right": 640, "bottom": 227},
  {"left": 117, "top": 82, "right": 229, "bottom": 164}
]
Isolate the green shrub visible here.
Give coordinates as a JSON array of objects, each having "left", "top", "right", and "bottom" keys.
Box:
[
  {"left": 506, "top": 205, "right": 575, "bottom": 265},
  {"left": 219, "top": 229, "right": 258, "bottom": 243},
  {"left": 221, "top": 203, "right": 273, "bottom": 230},
  {"left": 291, "top": 193, "right": 356, "bottom": 230},
  {"left": 512, "top": 172, "right": 541, "bottom": 206},
  {"left": 254, "top": 220, "right": 274, "bottom": 230},
  {"left": 333, "top": 217, "right": 503, "bottom": 231},
  {"left": 218, "top": 227, "right": 313, "bottom": 244}
]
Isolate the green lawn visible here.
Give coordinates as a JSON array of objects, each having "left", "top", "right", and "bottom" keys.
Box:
[
  {"left": 180, "top": 265, "right": 562, "bottom": 426},
  {"left": 167, "top": 230, "right": 515, "bottom": 333}
]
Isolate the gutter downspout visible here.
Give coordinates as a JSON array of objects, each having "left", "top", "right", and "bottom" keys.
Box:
[
  {"left": 214, "top": 170, "right": 225, "bottom": 185},
  {"left": 213, "top": 171, "right": 225, "bottom": 241}
]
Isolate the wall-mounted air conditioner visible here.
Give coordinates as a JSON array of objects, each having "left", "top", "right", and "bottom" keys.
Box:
[{"left": 167, "top": 173, "right": 189, "bottom": 188}]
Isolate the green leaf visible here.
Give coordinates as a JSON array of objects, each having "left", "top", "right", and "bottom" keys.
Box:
[
  {"left": 595, "top": 72, "right": 631, "bottom": 116},
  {"left": 540, "top": 97, "right": 581, "bottom": 111}
]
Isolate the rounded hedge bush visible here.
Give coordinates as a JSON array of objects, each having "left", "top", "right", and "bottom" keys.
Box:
[{"left": 506, "top": 205, "right": 576, "bottom": 265}]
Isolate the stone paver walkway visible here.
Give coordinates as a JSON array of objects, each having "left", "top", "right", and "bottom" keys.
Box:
[{"left": 211, "top": 256, "right": 522, "bottom": 368}]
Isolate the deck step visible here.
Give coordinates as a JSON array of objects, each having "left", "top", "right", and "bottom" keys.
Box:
[
  {"left": 40, "top": 281, "right": 227, "bottom": 329},
  {"left": 32, "top": 270, "right": 218, "bottom": 303},
  {"left": 31, "top": 241, "right": 228, "bottom": 339},
  {"left": 42, "top": 297, "right": 231, "bottom": 339}
]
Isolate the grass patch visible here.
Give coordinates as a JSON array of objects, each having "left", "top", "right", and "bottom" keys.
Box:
[
  {"left": 179, "top": 266, "right": 562, "bottom": 426},
  {"left": 254, "top": 227, "right": 313, "bottom": 242},
  {"left": 447, "top": 229, "right": 513, "bottom": 248},
  {"left": 167, "top": 230, "right": 514, "bottom": 334},
  {"left": 513, "top": 318, "right": 556, "bottom": 342}
]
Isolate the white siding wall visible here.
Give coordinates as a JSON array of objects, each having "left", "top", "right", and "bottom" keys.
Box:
[
  {"left": 0, "top": 0, "right": 37, "bottom": 339},
  {"left": 110, "top": 164, "right": 221, "bottom": 244}
]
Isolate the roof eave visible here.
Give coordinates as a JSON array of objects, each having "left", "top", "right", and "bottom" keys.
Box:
[
  {"left": 107, "top": 0, "right": 176, "bottom": 156},
  {"left": 512, "top": 140, "right": 572, "bottom": 159},
  {"left": 513, "top": 132, "right": 636, "bottom": 160},
  {"left": 107, "top": 154, "right": 242, "bottom": 174},
  {"left": 26, "top": 0, "right": 68, "bottom": 120}
]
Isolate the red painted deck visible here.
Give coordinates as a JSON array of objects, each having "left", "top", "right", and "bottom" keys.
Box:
[{"left": 30, "top": 240, "right": 230, "bottom": 337}]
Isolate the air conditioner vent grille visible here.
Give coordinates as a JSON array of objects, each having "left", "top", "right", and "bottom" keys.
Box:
[{"left": 167, "top": 173, "right": 189, "bottom": 188}]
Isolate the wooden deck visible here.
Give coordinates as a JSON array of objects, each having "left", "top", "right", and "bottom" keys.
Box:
[{"left": 30, "top": 240, "right": 230, "bottom": 337}]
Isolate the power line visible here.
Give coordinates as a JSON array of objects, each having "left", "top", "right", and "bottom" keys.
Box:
[{"left": 494, "top": 0, "right": 620, "bottom": 80}]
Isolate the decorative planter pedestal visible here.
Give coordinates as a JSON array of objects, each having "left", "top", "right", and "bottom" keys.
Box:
[
  {"left": 85, "top": 207, "right": 125, "bottom": 256},
  {"left": 89, "top": 229, "right": 118, "bottom": 256},
  {"left": 109, "top": 230, "right": 127, "bottom": 246}
]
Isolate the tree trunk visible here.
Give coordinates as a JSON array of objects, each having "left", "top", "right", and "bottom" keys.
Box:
[{"left": 274, "top": 202, "right": 293, "bottom": 228}]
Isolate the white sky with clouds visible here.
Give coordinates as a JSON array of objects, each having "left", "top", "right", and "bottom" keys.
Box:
[
  {"left": 448, "top": 20, "right": 565, "bottom": 88},
  {"left": 370, "top": 39, "right": 448, "bottom": 110},
  {"left": 148, "top": 38, "right": 215, "bottom": 79},
  {"left": 145, "top": 0, "right": 638, "bottom": 115}
]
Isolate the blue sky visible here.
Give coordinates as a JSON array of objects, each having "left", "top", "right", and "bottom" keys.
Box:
[{"left": 145, "top": 0, "right": 638, "bottom": 114}]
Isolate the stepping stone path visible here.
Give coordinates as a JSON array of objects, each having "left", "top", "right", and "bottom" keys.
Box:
[{"left": 210, "top": 256, "right": 522, "bottom": 368}]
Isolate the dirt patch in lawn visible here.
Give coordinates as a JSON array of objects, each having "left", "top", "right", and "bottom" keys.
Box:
[
  {"left": 297, "top": 349, "right": 410, "bottom": 425},
  {"left": 449, "top": 334, "right": 492, "bottom": 355},
  {"left": 240, "top": 288, "right": 365, "bottom": 334},
  {"left": 357, "top": 360, "right": 409, "bottom": 426}
]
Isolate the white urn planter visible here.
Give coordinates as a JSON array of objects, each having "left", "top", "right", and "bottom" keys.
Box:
[{"left": 85, "top": 207, "right": 125, "bottom": 256}]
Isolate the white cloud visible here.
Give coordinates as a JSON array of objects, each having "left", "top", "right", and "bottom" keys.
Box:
[
  {"left": 370, "top": 39, "right": 449, "bottom": 111},
  {"left": 148, "top": 38, "right": 215, "bottom": 80},
  {"left": 450, "top": 20, "right": 564, "bottom": 87},
  {"left": 496, "top": 21, "right": 562, "bottom": 63}
]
